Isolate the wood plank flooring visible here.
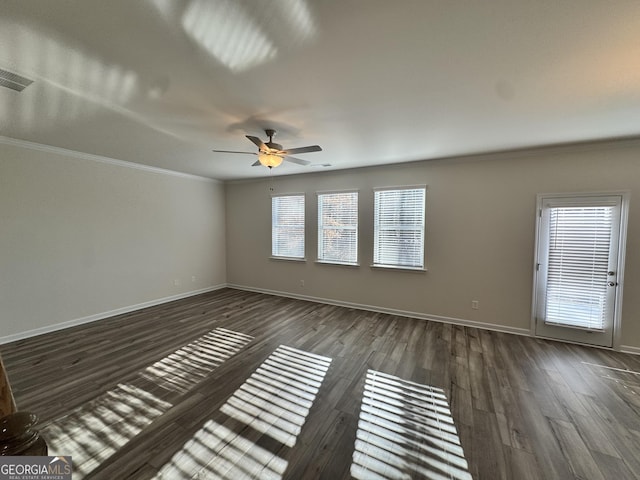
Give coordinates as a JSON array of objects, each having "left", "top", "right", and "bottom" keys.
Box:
[{"left": 2, "top": 288, "right": 640, "bottom": 479}]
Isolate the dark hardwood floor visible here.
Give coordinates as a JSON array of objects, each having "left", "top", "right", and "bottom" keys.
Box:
[{"left": 2, "top": 288, "right": 640, "bottom": 479}]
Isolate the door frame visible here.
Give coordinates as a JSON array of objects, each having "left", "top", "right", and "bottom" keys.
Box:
[{"left": 530, "top": 191, "right": 630, "bottom": 349}]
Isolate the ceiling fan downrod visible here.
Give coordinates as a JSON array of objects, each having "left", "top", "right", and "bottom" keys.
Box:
[{"left": 265, "top": 129, "right": 276, "bottom": 142}]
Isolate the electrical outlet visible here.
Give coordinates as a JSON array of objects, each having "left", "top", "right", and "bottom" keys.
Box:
[
  {"left": 174, "top": 278, "right": 181, "bottom": 286},
  {"left": 192, "top": 276, "right": 196, "bottom": 283},
  {"left": 300, "top": 279, "right": 305, "bottom": 287},
  {"left": 471, "top": 300, "right": 479, "bottom": 310}
]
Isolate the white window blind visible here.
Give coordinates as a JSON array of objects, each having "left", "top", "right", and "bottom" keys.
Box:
[
  {"left": 545, "top": 206, "right": 614, "bottom": 330},
  {"left": 373, "top": 187, "right": 425, "bottom": 269},
  {"left": 318, "top": 192, "right": 358, "bottom": 265},
  {"left": 272, "top": 194, "right": 305, "bottom": 258}
]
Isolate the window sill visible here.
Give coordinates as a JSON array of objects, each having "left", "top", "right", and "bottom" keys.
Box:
[
  {"left": 370, "top": 264, "right": 427, "bottom": 273},
  {"left": 270, "top": 256, "right": 306, "bottom": 262},
  {"left": 315, "top": 260, "right": 360, "bottom": 268}
]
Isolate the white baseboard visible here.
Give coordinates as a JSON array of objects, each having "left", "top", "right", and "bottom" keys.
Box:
[
  {"left": 227, "top": 284, "right": 531, "bottom": 337},
  {"left": 620, "top": 345, "right": 640, "bottom": 356},
  {"left": 0, "top": 285, "right": 227, "bottom": 345},
  {"left": 6, "top": 283, "right": 638, "bottom": 355}
]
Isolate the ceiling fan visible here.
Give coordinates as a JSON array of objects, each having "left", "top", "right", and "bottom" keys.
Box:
[{"left": 212, "top": 129, "right": 322, "bottom": 169}]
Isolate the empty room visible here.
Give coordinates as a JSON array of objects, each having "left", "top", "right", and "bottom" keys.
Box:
[{"left": 2, "top": 1, "right": 640, "bottom": 479}]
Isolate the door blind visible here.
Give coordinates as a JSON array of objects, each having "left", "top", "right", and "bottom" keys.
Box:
[{"left": 545, "top": 205, "right": 613, "bottom": 330}]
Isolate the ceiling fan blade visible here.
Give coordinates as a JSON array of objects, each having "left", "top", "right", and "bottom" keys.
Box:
[
  {"left": 282, "top": 145, "right": 322, "bottom": 155},
  {"left": 212, "top": 149, "right": 257, "bottom": 155},
  {"left": 246, "top": 135, "right": 267, "bottom": 150},
  {"left": 284, "top": 156, "right": 311, "bottom": 166}
]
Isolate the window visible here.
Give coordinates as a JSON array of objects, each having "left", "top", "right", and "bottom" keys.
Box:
[
  {"left": 272, "top": 194, "right": 305, "bottom": 259},
  {"left": 317, "top": 191, "right": 358, "bottom": 265},
  {"left": 373, "top": 186, "right": 426, "bottom": 269}
]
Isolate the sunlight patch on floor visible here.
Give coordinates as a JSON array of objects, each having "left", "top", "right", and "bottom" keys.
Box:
[
  {"left": 141, "top": 328, "right": 253, "bottom": 394},
  {"left": 46, "top": 383, "right": 171, "bottom": 478},
  {"left": 44, "top": 327, "right": 253, "bottom": 479},
  {"left": 156, "top": 345, "right": 332, "bottom": 479},
  {"left": 156, "top": 420, "right": 287, "bottom": 480},
  {"left": 221, "top": 345, "right": 331, "bottom": 447},
  {"left": 351, "top": 370, "right": 472, "bottom": 480}
]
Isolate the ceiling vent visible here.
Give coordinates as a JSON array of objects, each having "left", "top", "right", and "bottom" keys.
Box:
[{"left": 0, "top": 68, "right": 34, "bottom": 92}]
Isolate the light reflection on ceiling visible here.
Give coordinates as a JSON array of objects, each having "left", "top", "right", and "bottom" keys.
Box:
[
  {"left": 0, "top": 22, "right": 138, "bottom": 133},
  {"left": 180, "top": 0, "right": 316, "bottom": 73},
  {"left": 156, "top": 345, "right": 332, "bottom": 479},
  {"left": 3, "top": 1, "right": 640, "bottom": 180},
  {"left": 270, "top": 0, "right": 317, "bottom": 44},
  {"left": 351, "top": 370, "right": 473, "bottom": 480},
  {"left": 182, "top": 0, "right": 276, "bottom": 73},
  {"left": 42, "top": 327, "right": 253, "bottom": 479}
]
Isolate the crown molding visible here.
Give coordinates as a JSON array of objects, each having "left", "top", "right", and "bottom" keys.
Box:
[{"left": 0, "top": 135, "right": 220, "bottom": 183}]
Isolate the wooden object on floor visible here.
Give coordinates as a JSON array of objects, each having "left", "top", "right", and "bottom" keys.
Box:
[
  {"left": 0, "top": 411, "right": 48, "bottom": 456},
  {"left": 2, "top": 288, "right": 640, "bottom": 479},
  {"left": 0, "top": 354, "right": 17, "bottom": 417},
  {"left": 0, "top": 354, "right": 47, "bottom": 456}
]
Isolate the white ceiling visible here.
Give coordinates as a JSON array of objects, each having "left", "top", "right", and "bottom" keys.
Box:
[{"left": 2, "top": 0, "right": 640, "bottom": 181}]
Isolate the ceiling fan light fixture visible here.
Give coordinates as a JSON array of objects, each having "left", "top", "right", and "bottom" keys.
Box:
[
  {"left": 258, "top": 152, "right": 283, "bottom": 168},
  {"left": 212, "top": 129, "right": 321, "bottom": 170}
]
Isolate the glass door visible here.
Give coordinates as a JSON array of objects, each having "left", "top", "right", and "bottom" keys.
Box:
[{"left": 533, "top": 195, "right": 625, "bottom": 347}]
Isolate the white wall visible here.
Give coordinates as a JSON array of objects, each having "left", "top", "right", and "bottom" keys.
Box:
[
  {"left": 226, "top": 141, "right": 640, "bottom": 351},
  {"left": 0, "top": 140, "right": 227, "bottom": 341},
  {"left": 3, "top": 137, "right": 639, "bottom": 351}
]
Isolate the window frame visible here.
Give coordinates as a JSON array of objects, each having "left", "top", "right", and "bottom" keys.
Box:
[
  {"left": 372, "top": 185, "right": 427, "bottom": 271},
  {"left": 316, "top": 190, "right": 359, "bottom": 266},
  {"left": 271, "top": 193, "right": 306, "bottom": 261}
]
